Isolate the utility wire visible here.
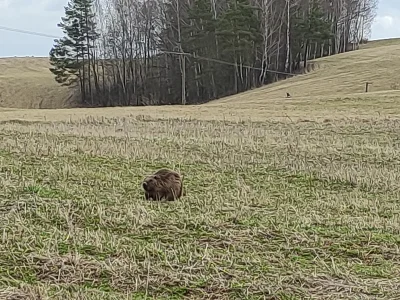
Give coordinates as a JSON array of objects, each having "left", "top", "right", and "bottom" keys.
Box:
[
  {"left": 160, "top": 50, "right": 296, "bottom": 77},
  {"left": 0, "top": 25, "right": 59, "bottom": 39},
  {"left": 0, "top": 24, "right": 297, "bottom": 77}
]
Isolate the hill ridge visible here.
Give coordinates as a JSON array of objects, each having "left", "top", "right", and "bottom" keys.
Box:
[{"left": 0, "top": 38, "right": 399, "bottom": 109}]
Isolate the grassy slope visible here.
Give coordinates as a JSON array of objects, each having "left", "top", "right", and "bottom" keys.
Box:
[
  {"left": 212, "top": 39, "right": 400, "bottom": 104},
  {"left": 0, "top": 40, "right": 399, "bottom": 299},
  {"left": 0, "top": 57, "right": 74, "bottom": 109}
]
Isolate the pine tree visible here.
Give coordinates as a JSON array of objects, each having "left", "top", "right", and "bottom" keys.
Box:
[
  {"left": 49, "top": 0, "right": 99, "bottom": 104},
  {"left": 184, "top": 0, "right": 217, "bottom": 54},
  {"left": 293, "top": 0, "right": 332, "bottom": 68},
  {"left": 49, "top": 37, "right": 79, "bottom": 86},
  {"left": 182, "top": 0, "right": 219, "bottom": 100},
  {"left": 216, "top": 0, "right": 262, "bottom": 93}
]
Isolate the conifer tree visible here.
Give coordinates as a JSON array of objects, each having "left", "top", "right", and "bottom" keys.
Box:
[
  {"left": 293, "top": 0, "right": 332, "bottom": 69},
  {"left": 49, "top": 0, "right": 99, "bottom": 104},
  {"left": 183, "top": 0, "right": 219, "bottom": 100},
  {"left": 216, "top": 0, "right": 262, "bottom": 92}
]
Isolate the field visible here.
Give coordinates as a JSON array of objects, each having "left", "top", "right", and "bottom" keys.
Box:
[{"left": 0, "top": 40, "right": 400, "bottom": 299}]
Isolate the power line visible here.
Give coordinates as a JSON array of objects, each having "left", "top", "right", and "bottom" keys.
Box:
[
  {"left": 0, "top": 24, "right": 296, "bottom": 77},
  {"left": 160, "top": 50, "right": 296, "bottom": 77},
  {"left": 0, "top": 25, "right": 59, "bottom": 39}
]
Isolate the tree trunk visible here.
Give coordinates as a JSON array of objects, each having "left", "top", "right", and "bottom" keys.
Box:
[{"left": 285, "top": 0, "right": 290, "bottom": 73}]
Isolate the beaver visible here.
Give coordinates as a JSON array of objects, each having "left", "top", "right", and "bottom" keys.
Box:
[{"left": 142, "top": 168, "right": 184, "bottom": 201}]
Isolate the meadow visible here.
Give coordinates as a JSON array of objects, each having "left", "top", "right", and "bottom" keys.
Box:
[
  {"left": 0, "top": 94, "right": 400, "bottom": 299},
  {"left": 0, "top": 40, "right": 400, "bottom": 299}
]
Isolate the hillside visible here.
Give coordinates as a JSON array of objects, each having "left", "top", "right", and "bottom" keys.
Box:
[
  {"left": 211, "top": 40, "right": 400, "bottom": 105},
  {"left": 0, "top": 57, "right": 75, "bottom": 109},
  {"left": 0, "top": 39, "right": 399, "bottom": 111}
]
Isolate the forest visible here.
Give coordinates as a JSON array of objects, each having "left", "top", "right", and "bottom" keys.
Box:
[{"left": 49, "top": 0, "right": 378, "bottom": 106}]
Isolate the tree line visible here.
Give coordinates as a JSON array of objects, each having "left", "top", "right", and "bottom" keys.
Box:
[{"left": 49, "top": 0, "right": 378, "bottom": 107}]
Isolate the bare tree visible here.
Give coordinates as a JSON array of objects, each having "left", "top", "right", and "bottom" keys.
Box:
[{"left": 60, "top": 0, "right": 377, "bottom": 107}]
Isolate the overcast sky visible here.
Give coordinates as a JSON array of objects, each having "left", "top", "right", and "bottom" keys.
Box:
[{"left": 0, "top": 0, "right": 399, "bottom": 57}]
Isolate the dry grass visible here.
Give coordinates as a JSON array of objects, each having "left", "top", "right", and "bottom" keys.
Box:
[
  {"left": 211, "top": 44, "right": 400, "bottom": 103},
  {"left": 0, "top": 39, "right": 399, "bottom": 299},
  {"left": 0, "top": 57, "right": 73, "bottom": 109},
  {"left": 360, "top": 38, "right": 400, "bottom": 49},
  {"left": 0, "top": 96, "right": 400, "bottom": 298},
  {"left": 0, "top": 91, "right": 399, "bottom": 124}
]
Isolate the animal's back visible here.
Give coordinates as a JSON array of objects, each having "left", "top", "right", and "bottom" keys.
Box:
[
  {"left": 157, "top": 169, "right": 183, "bottom": 199},
  {"left": 143, "top": 168, "right": 184, "bottom": 201}
]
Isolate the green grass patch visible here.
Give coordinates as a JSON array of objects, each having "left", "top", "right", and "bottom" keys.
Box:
[{"left": 0, "top": 117, "right": 399, "bottom": 298}]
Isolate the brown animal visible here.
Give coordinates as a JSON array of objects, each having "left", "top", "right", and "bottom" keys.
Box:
[{"left": 142, "top": 169, "right": 184, "bottom": 201}]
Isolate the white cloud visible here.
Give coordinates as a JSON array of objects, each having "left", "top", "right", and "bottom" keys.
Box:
[
  {"left": 371, "top": 14, "right": 400, "bottom": 40},
  {"left": 4, "top": 0, "right": 66, "bottom": 16},
  {"left": 375, "top": 15, "right": 394, "bottom": 29},
  {"left": 370, "top": 0, "right": 400, "bottom": 40},
  {"left": 0, "top": 0, "right": 10, "bottom": 9},
  {"left": 44, "top": 0, "right": 67, "bottom": 12}
]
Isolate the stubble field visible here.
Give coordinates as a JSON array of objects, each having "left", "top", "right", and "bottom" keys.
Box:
[{"left": 0, "top": 94, "right": 399, "bottom": 299}]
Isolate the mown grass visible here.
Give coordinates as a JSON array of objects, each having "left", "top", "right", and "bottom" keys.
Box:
[{"left": 0, "top": 110, "right": 399, "bottom": 299}]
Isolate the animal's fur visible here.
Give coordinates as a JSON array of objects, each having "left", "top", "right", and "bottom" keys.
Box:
[{"left": 142, "top": 168, "right": 184, "bottom": 201}]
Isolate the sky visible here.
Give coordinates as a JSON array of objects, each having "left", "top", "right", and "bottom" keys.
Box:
[{"left": 0, "top": 0, "right": 399, "bottom": 57}]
